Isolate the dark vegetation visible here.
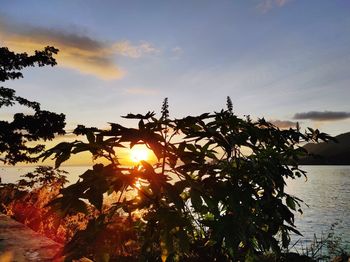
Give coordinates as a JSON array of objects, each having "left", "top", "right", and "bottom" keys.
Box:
[
  {"left": 0, "top": 166, "right": 93, "bottom": 244},
  {"left": 0, "top": 46, "right": 65, "bottom": 164},
  {"left": 0, "top": 47, "right": 342, "bottom": 261},
  {"left": 300, "top": 132, "right": 350, "bottom": 165}
]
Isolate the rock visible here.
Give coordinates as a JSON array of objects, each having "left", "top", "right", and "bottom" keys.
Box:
[{"left": 0, "top": 213, "right": 63, "bottom": 261}]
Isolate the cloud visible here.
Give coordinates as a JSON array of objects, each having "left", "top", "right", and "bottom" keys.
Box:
[
  {"left": 170, "top": 46, "right": 183, "bottom": 60},
  {"left": 0, "top": 19, "right": 159, "bottom": 79},
  {"left": 293, "top": 111, "right": 350, "bottom": 121},
  {"left": 113, "top": 41, "right": 160, "bottom": 58},
  {"left": 270, "top": 120, "right": 299, "bottom": 129},
  {"left": 257, "top": 0, "right": 292, "bottom": 13},
  {"left": 172, "top": 46, "right": 183, "bottom": 55}
]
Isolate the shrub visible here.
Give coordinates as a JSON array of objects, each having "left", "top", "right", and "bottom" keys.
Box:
[
  {"left": 43, "top": 99, "right": 333, "bottom": 261},
  {"left": 0, "top": 166, "right": 89, "bottom": 243}
]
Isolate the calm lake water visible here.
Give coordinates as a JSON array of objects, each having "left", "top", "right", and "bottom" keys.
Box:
[
  {"left": 286, "top": 165, "right": 350, "bottom": 252},
  {"left": 1, "top": 165, "right": 349, "bottom": 251}
]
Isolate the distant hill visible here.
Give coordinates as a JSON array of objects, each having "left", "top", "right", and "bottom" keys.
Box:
[{"left": 299, "top": 132, "right": 350, "bottom": 165}]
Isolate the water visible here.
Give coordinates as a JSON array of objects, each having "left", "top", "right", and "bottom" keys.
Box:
[
  {"left": 0, "top": 165, "right": 86, "bottom": 185},
  {"left": 286, "top": 166, "right": 350, "bottom": 252},
  {"left": 1, "top": 165, "right": 350, "bottom": 251}
]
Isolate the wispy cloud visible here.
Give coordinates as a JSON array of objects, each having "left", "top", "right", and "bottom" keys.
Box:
[
  {"left": 172, "top": 47, "right": 183, "bottom": 54},
  {"left": 0, "top": 18, "right": 159, "bottom": 79},
  {"left": 270, "top": 119, "right": 298, "bottom": 129},
  {"left": 257, "top": 0, "right": 292, "bottom": 13},
  {"left": 170, "top": 46, "right": 184, "bottom": 60},
  {"left": 113, "top": 41, "right": 160, "bottom": 58},
  {"left": 293, "top": 111, "right": 350, "bottom": 121}
]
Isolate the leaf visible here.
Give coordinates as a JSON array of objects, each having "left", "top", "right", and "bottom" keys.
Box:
[
  {"left": 140, "top": 160, "right": 155, "bottom": 175},
  {"left": 48, "top": 196, "right": 88, "bottom": 217},
  {"left": 190, "top": 189, "right": 203, "bottom": 211},
  {"left": 55, "top": 152, "right": 71, "bottom": 168},
  {"left": 164, "top": 183, "right": 184, "bottom": 210},
  {"left": 174, "top": 180, "right": 188, "bottom": 192},
  {"left": 71, "top": 143, "right": 89, "bottom": 154},
  {"left": 281, "top": 228, "right": 290, "bottom": 248},
  {"left": 85, "top": 188, "right": 104, "bottom": 211},
  {"left": 177, "top": 228, "right": 190, "bottom": 252},
  {"left": 122, "top": 111, "right": 155, "bottom": 119},
  {"left": 138, "top": 119, "right": 145, "bottom": 129},
  {"left": 250, "top": 135, "right": 257, "bottom": 145},
  {"left": 286, "top": 195, "right": 296, "bottom": 211},
  {"left": 186, "top": 144, "right": 197, "bottom": 152},
  {"left": 86, "top": 131, "right": 95, "bottom": 144},
  {"left": 283, "top": 225, "right": 303, "bottom": 236}
]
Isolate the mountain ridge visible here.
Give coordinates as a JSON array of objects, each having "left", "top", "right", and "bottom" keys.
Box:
[{"left": 299, "top": 132, "right": 350, "bottom": 165}]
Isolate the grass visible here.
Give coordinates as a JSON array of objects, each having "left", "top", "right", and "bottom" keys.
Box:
[{"left": 287, "top": 223, "right": 349, "bottom": 261}]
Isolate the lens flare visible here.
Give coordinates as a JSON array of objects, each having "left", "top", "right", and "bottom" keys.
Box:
[{"left": 130, "top": 145, "right": 150, "bottom": 163}]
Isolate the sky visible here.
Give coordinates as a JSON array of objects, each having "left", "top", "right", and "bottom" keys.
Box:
[{"left": 1, "top": 0, "right": 350, "bottom": 140}]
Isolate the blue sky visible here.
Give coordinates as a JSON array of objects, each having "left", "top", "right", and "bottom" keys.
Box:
[{"left": 1, "top": 0, "right": 350, "bottom": 136}]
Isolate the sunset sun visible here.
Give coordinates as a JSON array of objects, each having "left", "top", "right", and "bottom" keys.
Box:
[{"left": 129, "top": 145, "right": 150, "bottom": 163}]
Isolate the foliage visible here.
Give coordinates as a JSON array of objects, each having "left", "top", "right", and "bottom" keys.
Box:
[
  {"left": 0, "top": 166, "right": 91, "bottom": 243},
  {"left": 226, "top": 96, "right": 233, "bottom": 113},
  {"left": 0, "top": 46, "right": 66, "bottom": 164},
  {"left": 16, "top": 165, "right": 68, "bottom": 189},
  {"left": 41, "top": 98, "right": 333, "bottom": 261}
]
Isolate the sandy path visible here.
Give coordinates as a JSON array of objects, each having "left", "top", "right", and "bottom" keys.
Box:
[{"left": 0, "top": 214, "right": 62, "bottom": 261}]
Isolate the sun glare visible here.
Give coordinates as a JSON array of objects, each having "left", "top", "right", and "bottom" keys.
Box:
[{"left": 130, "top": 145, "right": 150, "bottom": 163}]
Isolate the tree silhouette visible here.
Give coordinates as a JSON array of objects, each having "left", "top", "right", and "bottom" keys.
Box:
[{"left": 0, "top": 46, "right": 66, "bottom": 164}]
